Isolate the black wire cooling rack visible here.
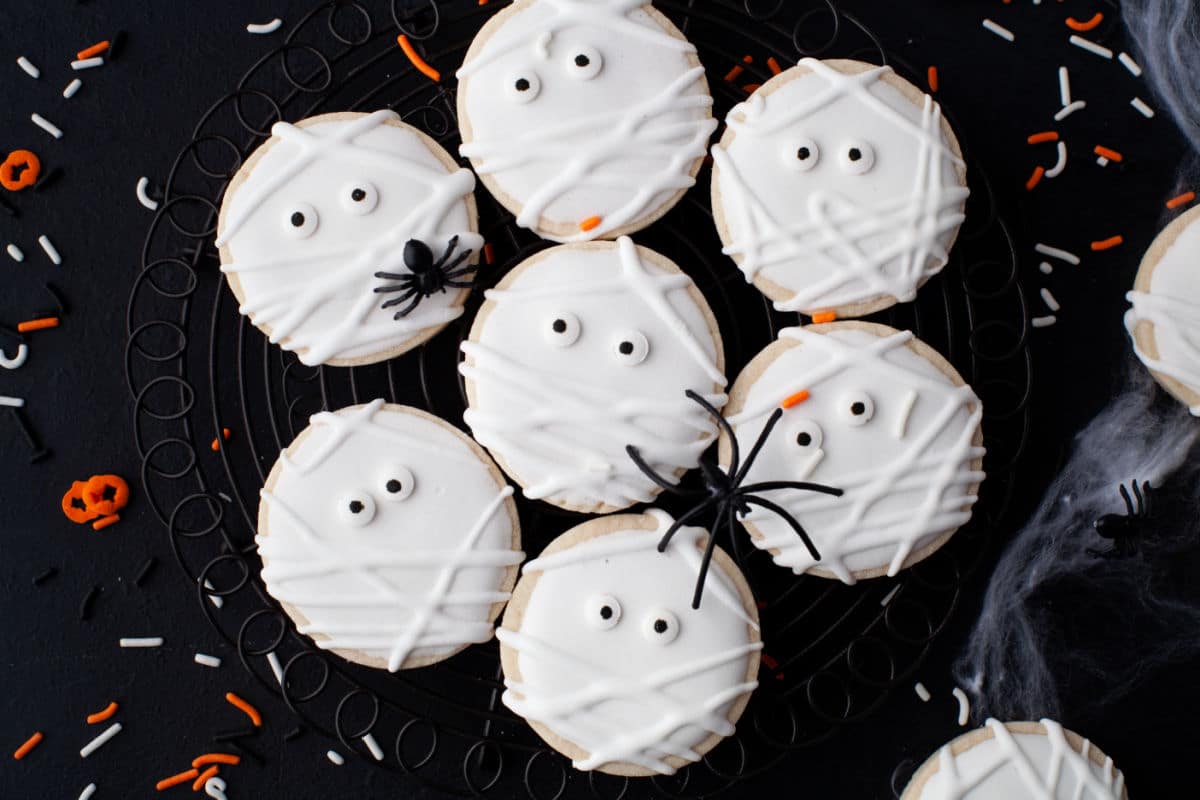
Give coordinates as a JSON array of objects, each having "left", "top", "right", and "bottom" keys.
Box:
[{"left": 124, "top": 1, "right": 1032, "bottom": 796}]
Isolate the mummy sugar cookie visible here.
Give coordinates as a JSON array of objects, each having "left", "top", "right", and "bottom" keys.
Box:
[
  {"left": 217, "top": 110, "right": 481, "bottom": 367},
  {"left": 1126, "top": 205, "right": 1200, "bottom": 415},
  {"left": 711, "top": 58, "right": 969, "bottom": 317},
  {"left": 723, "top": 322, "right": 984, "bottom": 583},
  {"left": 901, "top": 719, "right": 1129, "bottom": 799},
  {"left": 461, "top": 237, "right": 726, "bottom": 513},
  {"left": 498, "top": 510, "right": 761, "bottom": 776},
  {"left": 257, "top": 400, "right": 522, "bottom": 671},
  {"left": 456, "top": 0, "right": 716, "bottom": 242}
]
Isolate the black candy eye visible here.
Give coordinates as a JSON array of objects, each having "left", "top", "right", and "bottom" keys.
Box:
[
  {"left": 797, "top": 432, "right": 812, "bottom": 447},
  {"left": 545, "top": 312, "right": 581, "bottom": 347},
  {"left": 574, "top": 54, "right": 590, "bottom": 67},
  {"left": 586, "top": 594, "right": 621, "bottom": 630},
  {"left": 283, "top": 202, "right": 319, "bottom": 239},
  {"left": 515, "top": 78, "right": 530, "bottom": 91},
  {"left": 339, "top": 492, "right": 376, "bottom": 526},
  {"left": 841, "top": 391, "right": 876, "bottom": 426},
  {"left": 839, "top": 140, "right": 875, "bottom": 174},
  {"left": 643, "top": 609, "right": 679, "bottom": 644},
  {"left": 565, "top": 45, "right": 602, "bottom": 80},
  {"left": 793, "top": 419, "right": 824, "bottom": 450},
  {"left": 291, "top": 212, "right": 305, "bottom": 227},
  {"left": 612, "top": 331, "right": 649, "bottom": 366},
  {"left": 784, "top": 137, "right": 820, "bottom": 172},
  {"left": 379, "top": 465, "right": 415, "bottom": 502},
  {"left": 508, "top": 71, "right": 541, "bottom": 103},
  {"left": 342, "top": 181, "right": 378, "bottom": 215}
]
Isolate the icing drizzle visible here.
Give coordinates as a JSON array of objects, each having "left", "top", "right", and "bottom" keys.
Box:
[
  {"left": 1126, "top": 291, "right": 1200, "bottom": 414},
  {"left": 712, "top": 59, "right": 969, "bottom": 313},
  {"left": 218, "top": 110, "right": 481, "bottom": 365}
]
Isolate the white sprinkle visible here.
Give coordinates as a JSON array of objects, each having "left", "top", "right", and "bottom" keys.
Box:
[
  {"left": 0, "top": 344, "right": 29, "bottom": 370},
  {"left": 204, "top": 579, "right": 224, "bottom": 608},
  {"left": 1070, "top": 35, "right": 1113, "bottom": 59},
  {"left": 1039, "top": 261, "right": 1053, "bottom": 275},
  {"left": 32, "top": 113, "right": 63, "bottom": 139},
  {"left": 71, "top": 57, "right": 105, "bottom": 71},
  {"left": 1131, "top": 97, "right": 1155, "bottom": 118},
  {"left": 218, "top": 491, "right": 233, "bottom": 503},
  {"left": 267, "top": 651, "right": 285, "bottom": 685},
  {"left": 362, "top": 733, "right": 384, "bottom": 761},
  {"left": 1035, "top": 243, "right": 1080, "bottom": 265},
  {"left": 1054, "top": 100, "right": 1087, "bottom": 121},
  {"left": 0, "top": 396, "right": 26, "bottom": 408},
  {"left": 194, "top": 653, "right": 222, "bottom": 668},
  {"left": 1044, "top": 141, "right": 1068, "bottom": 179},
  {"left": 914, "top": 682, "right": 931, "bottom": 702},
  {"left": 952, "top": 687, "right": 970, "bottom": 726},
  {"left": 247, "top": 18, "right": 284, "bottom": 34},
  {"left": 327, "top": 749, "right": 345, "bottom": 766},
  {"left": 78, "top": 784, "right": 97, "bottom": 800},
  {"left": 893, "top": 388, "right": 917, "bottom": 441},
  {"left": 63, "top": 78, "right": 83, "bottom": 98},
  {"left": 7, "top": 243, "right": 25, "bottom": 262},
  {"left": 38, "top": 235, "right": 62, "bottom": 265},
  {"left": 1032, "top": 315, "right": 1058, "bottom": 329},
  {"left": 1040, "top": 287, "right": 1061, "bottom": 312},
  {"left": 136, "top": 176, "right": 159, "bottom": 211},
  {"left": 80, "top": 723, "right": 122, "bottom": 757},
  {"left": 17, "top": 56, "right": 40, "bottom": 78},
  {"left": 119, "top": 637, "right": 163, "bottom": 648},
  {"left": 982, "top": 19, "right": 1015, "bottom": 42},
  {"left": 880, "top": 584, "right": 902, "bottom": 606},
  {"left": 1096, "top": 156, "right": 1110, "bottom": 167},
  {"left": 1057, "top": 66, "right": 1071, "bottom": 106},
  {"left": 1118, "top": 52, "right": 1143, "bottom": 77}
]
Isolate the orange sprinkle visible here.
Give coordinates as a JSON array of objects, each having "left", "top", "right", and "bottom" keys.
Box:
[
  {"left": 927, "top": 66, "right": 939, "bottom": 92},
  {"left": 767, "top": 57, "right": 783, "bottom": 76},
  {"left": 397, "top": 34, "right": 440, "bottom": 82},
  {"left": 781, "top": 390, "right": 810, "bottom": 409},
  {"left": 210, "top": 438, "right": 220, "bottom": 452},
  {"left": 87, "top": 701, "right": 119, "bottom": 724},
  {"left": 1027, "top": 131, "right": 1059, "bottom": 145},
  {"left": 761, "top": 653, "right": 779, "bottom": 669},
  {"left": 1025, "top": 166, "right": 1045, "bottom": 192},
  {"left": 224, "top": 692, "right": 262, "bottom": 727},
  {"left": 92, "top": 514, "right": 120, "bottom": 531},
  {"left": 192, "top": 753, "right": 241, "bottom": 768},
  {"left": 1091, "top": 235, "right": 1124, "bottom": 251},
  {"left": 156, "top": 769, "right": 199, "bottom": 791},
  {"left": 1094, "top": 145, "right": 1124, "bottom": 162},
  {"left": 192, "top": 765, "right": 220, "bottom": 791},
  {"left": 724, "top": 64, "right": 744, "bottom": 82},
  {"left": 742, "top": 83, "right": 761, "bottom": 93},
  {"left": 17, "top": 317, "right": 59, "bottom": 333},
  {"left": 13, "top": 732, "right": 43, "bottom": 760},
  {"left": 478, "top": 0, "right": 490, "bottom": 4},
  {"left": 811, "top": 311, "right": 837, "bottom": 324},
  {"left": 76, "top": 41, "right": 110, "bottom": 60},
  {"left": 579, "top": 216, "right": 602, "bottom": 233},
  {"left": 1065, "top": 12, "right": 1103, "bottom": 32},
  {"left": 1166, "top": 191, "right": 1196, "bottom": 209},
  {"left": 483, "top": 243, "right": 495, "bottom": 265},
  {"left": 0, "top": 150, "right": 41, "bottom": 192}
]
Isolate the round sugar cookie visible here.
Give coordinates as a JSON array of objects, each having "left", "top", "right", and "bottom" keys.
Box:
[
  {"left": 711, "top": 58, "right": 969, "bottom": 318},
  {"left": 256, "top": 400, "right": 522, "bottom": 671},
  {"left": 461, "top": 236, "right": 727, "bottom": 513},
  {"left": 1125, "top": 204, "right": 1200, "bottom": 415},
  {"left": 217, "top": 110, "right": 481, "bottom": 367},
  {"left": 722, "top": 321, "right": 984, "bottom": 583},
  {"left": 456, "top": 0, "right": 716, "bottom": 242},
  {"left": 901, "top": 719, "right": 1129, "bottom": 799},
  {"left": 497, "top": 510, "right": 761, "bottom": 777}
]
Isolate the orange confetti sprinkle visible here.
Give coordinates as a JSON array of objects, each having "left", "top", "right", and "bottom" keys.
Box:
[
  {"left": 724, "top": 64, "right": 744, "bottom": 82},
  {"left": 76, "top": 41, "right": 110, "bottom": 60},
  {"left": 397, "top": 34, "right": 440, "bottom": 82},
  {"left": 13, "top": 732, "right": 43, "bottom": 760},
  {"left": 86, "top": 701, "right": 119, "bottom": 724},
  {"left": 192, "top": 753, "right": 241, "bottom": 768},
  {"left": 927, "top": 66, "right": 939, "bottom": 92},
  {"left": 1027, "top": 131, "right": 1059, "bottom": 145},
  {"left": 92, "top": 514, "right": 120, "bottom": 531},
  {"left": 811, "top": 311, "right": 837, "bottom": 324},
  {"left": 781, "top": 390, "right": 810, "bottom": 409},
  {"left": 17, "top": 317, "right": 59, "bottom": 333},
  {"left": 767, "top": 57, "right": 783, "bottom": 75},
  {"left": 1065, "top": 12, "right": 1103, "bottom": 32},
  {"left": 1166, "top": 191, "right": 1196, "bottom": 209},
  {"left": 1091, "top": 235, "right": 1124, "bottom": 251},
  {"left": 1025, "top": 166, "right": 1045, "bottom": 192},
  {"left": 1094, "top": 145, "right": 1124, "bottom": 162},
  {"left": 579, "top": 216, "right": 602, "bottom": 232},
  {"left": 192, "top": 765, "right": 220, "bottom": 791},
  {"left": 483, "top": 243, "right": 495, "bottom": 265},
  {"left": 156, "top": 769, "right": 199, "bottom": 791},
  {"left": 0, "top": 150, "right": 41, "bottom": 192},
  {"left": 224, "top": 692, "right": 262, "bottom": 727}
]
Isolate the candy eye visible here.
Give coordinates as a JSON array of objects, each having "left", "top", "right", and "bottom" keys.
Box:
[
  {"left": 545, "top": 312, "right": 581, "bottom": 347},
  {"left": 784, "top": 137, "right": 820, "bottom": 171},
  {"left": 642, "top": 609, "right": 679, "bottom": 644},
  {"left": 342, "top": 182, "right": 379, "bottom": 215},
  {"left": 284, "top": 203, "right": 319, "bottom": 239},
  {"left": 565, "top": 45, "right": 602, "bottom": 80},
  {"left": 338, "top": 492, "right": 376, "bottom": 527},
  {"left": 839, "top": 141, "right": 875, "bottom": 175},
  {"left": 840, "top": 391, "right": 875, "bottom": 426},
  {"left": 612, "top": 331, "right": 649, "bottom": 366},
  {"left": 586, "top": 594, "right": 621, "bottom": 630},
  {"left": 379, "top": 465, "right": 415, "bottom": 502},
  {"left": 507, "top": 71, "right": 541, "bottom": 103},
  {"left": 793, "top": 419, "right": 824, "bottom": 450}
]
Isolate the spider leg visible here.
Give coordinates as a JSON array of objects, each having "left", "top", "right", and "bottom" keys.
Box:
[
  {"left": 442, "top": 263, "right": 478, "bottom": 280},
  {"left": 723, "top": 500, "right": 745, "bottom": 564},
  {"left": 439, "top": 249, "right": 474, "bottom": 275},
  {"left": 1131, "top": 480, "right": 1145, "bottom": 517},
  {"left": 391, "top": 292, "right": 425, "bottom": 319},
  {"left": 1119, "top": 482, "right": 1134, "bottom": 516},
  {"left": 1141, "top": 480, "right": 1152, "bottom": 517},
  {"left": 443, "top": 279, "right": 477, "bottom": 289},
  {"left": 656, "top": 496, "right": 719, "bottom": 553},
  {"left": 732, "top": 408, "right": 784, "bottom": 487},
  {"left": 685, "top": 389, "right": 739, "bottom": 477},
  {"left": 691, "top": 523, "right": 723, "bottom": 610},
  {"left": 434, "top": 235, "right": 460, "bottom": 270},
  {"left": 738, "top": 480, "right": 843, "bottom": 498},
  {"left": 374, "top": 271, "right": 410, "bottom": 281},
  {"left": 625, "top": 445, "right": 702, "bottom": 497},
  {"left": 374, "top": 284, "right": 411, "bottom": 295},
  {"left": 380, "top": 288, "right": 419, "bottom": 309},
  {"left": 740, "top": 494, "right": 821, "bottom": 561}
]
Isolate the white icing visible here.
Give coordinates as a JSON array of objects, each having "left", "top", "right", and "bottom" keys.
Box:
[
  {"left": 461, "top": 237, "right": 726, "bottom": 511},
  {"left": 728, "top": 326, "right": 984, "bottom": 582},
  {"left": 457, "top": 0, "right": 716, "bottom": 242},
  {"left": 712, "top": 59, "right": 969, "bottom": 314},
  {"left": 218, "top": 111, "right": 481, "bottom": 365},
  {"left": 499, "top": 509, "right": 760, "bottom": 775},
  {"left": 913, "top": 719, "right": 1126, "bottom": 800},
  {"left": 257, "top": 400, "right": 523, "bottom": 671},
  {"left": 1125, "top": 210, "right": 1200, "bottom": 414}
]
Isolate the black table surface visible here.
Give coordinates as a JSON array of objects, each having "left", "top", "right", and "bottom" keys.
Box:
[{"left": 2, "top": 1, "right": 1196, "bottom": 797}]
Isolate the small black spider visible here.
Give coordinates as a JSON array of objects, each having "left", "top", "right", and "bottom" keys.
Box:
[
  {"left": 1088, "top": 479, "right": 1153, "bottom": 559},
  {"left": 373, "top": 235, "right": 477, "bottom": 319},
  {"left": 626, "top": 390, "right": 843, "bottom": 608}
]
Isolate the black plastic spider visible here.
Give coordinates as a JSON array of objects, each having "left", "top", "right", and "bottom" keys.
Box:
[
  {"left": 626, "top": 390, "right": 843, "bottom": 608},
  {"left": 1088, "top": 479, "right": 1153, "bottom": 559},
  {"left": 373, "top": 236, "right": 476, "bottom": 319}
]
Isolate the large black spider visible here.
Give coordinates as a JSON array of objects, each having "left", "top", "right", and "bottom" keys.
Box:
[
  {"left": 626, "top": 390, "right": 844, "bottom": 608},
  {"left": 1088, "top": 479, "right": 1153, "bottom": 559},
  {"left": 373, "top": 235, "right": 477, "bottom": 319}
]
